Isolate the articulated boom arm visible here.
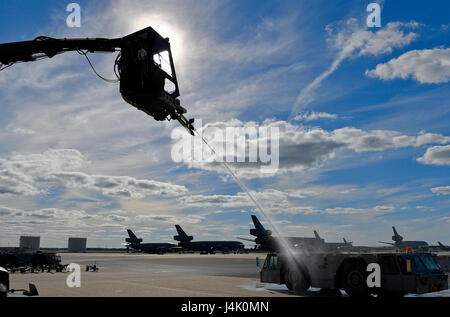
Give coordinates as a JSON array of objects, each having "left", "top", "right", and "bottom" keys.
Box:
[
  {"left": 0, "top": 37, "right": 121, "bottom": 64},
  {"left": 0, "top": 27, "right": 195, "bottom": 135}
]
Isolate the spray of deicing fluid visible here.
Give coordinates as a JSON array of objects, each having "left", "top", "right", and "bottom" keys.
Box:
[{"left": 193, "top": 129, "right": 300, "bottom": 263}]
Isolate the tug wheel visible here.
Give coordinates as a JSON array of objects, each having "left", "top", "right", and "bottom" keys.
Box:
[
  {"left": 342, "top": 264, "right": 370, "bottom": 298},
  {"left": 284, "top": 267, "right": 310, "bottom": 295}
]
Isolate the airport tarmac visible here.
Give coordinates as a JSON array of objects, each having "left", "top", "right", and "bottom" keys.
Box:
[
  {"left": 8, "top": 252, "right": 296, "bottom": 297},
  {"left": 8, "top": 252, "right": 450, "bottom": 297}
]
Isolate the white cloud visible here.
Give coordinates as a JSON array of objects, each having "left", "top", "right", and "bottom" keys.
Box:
[
  {"left": 0, "top": 149, "right": 187, "bottom": 198},
  {"left": 286, "top": 185, "right": 358, "bottom": 199},
  {"left": 0, "top": 168, "right": 40, "bottom": 196},
  {"left": 52, "top": 171, "right": 187, "bottom": 198},
  {"left": 324, "top": 205, "right": 395, "bottom": 215},
  {"left": 332, "top": 21, "right": 419, "bottom": 57},
  {"left": 430, "top": 186, "right": 450, "bottom": 195},
  {"left": 6, "top": 149, "right": 86, "bottom": 173},
  {"left": 415, "top": 131, "right": 450, "bottom": 146},
  {"left": 0, "top": 149, "right": 84, "bottom": 196},
  {"left": 332, "top": 127, "right": 416, "bottom": 152},
  {"left": 366, "top": 48, "right": 450, "bottom": 84},
  {"left": 0, "top": 54, "right": 84, "bottom": 93},
  {"left": 417, "top": 145, "right": 450, "bottom": 165},
  {"left": 179, "top": 189, "right": 320, "bottom": 215},
  {"left": 179, "top": 192, "right": 251, "bottom": 208},
  {"left": 179, "top": 188, "right": 399, "bottom": 216},
  {"left": 293, "top": 20, "right": 418, "bottom": 112},
  {"left": 172, "top": 119, "right": 450, "bottom": 178}
]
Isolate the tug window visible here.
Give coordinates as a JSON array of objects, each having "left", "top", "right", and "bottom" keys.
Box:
[
  {"left": 269, "top": 256, "right": 278, "bottom": 270},
  {"left": 419, "top": 254, "right": 440, "bottom": 274},
  {"left": 412, "top": 256, "right": 428, "bottom": 275}
]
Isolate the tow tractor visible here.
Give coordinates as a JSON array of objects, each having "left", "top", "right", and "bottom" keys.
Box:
[
  {"left": 0, "top": 27, "right": 195, "bottom": 135},
  {"left": 260, "top": 250, "right": 448, "bottom": 297}
]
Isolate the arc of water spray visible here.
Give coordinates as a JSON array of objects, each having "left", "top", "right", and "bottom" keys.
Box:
[{"left": 193, "top": 129, "right": 299, "bottom": 261}]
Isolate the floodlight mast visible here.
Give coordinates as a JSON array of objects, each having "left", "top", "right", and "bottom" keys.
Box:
[{"left": 0, "top": 27, "right": 195, "bottom": 135}]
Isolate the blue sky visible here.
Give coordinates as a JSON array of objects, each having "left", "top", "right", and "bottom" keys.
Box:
[{"left": 0, "top": 0, "right": 449, "bottom": 247}]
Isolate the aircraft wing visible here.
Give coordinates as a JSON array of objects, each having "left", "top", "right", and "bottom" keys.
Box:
[
  {"left": 237, "top": 237, "right": 256, "bottom": 242},
  {"left": 378, "top": 241, "right": 396, "bottom": 246}
]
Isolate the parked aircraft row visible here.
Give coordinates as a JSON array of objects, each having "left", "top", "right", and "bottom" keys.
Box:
[
  {"left": 125, "top": 216, "right": 449, "bottom": 254},
  {"left": 240, "top": 216, "right": 449, "bottom": 253},
  {"left": 125, "top": 226, "right": 244, "bottom": 254}
]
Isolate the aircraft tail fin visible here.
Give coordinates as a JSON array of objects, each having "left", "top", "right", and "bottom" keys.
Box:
[
  {"left": 314, "top": 230, "right": 321, "bottom": 240},
  {"left": 174, "top": 225, "right": 194, "bottom": 242},
  {"left": 392, "top": 226, "right": 403, "bottom": 243},
  {"left": 126, "top": 229, "right": 143, "bottom": 245},
  {"left": 250, "top": 215, "right": 272, "bottom": 237},
  {"left": 438, "top": 241, "right": 445, "bottom": 247}
]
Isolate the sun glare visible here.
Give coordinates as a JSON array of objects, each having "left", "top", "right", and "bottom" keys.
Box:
[{"left": 131, "top": 15, "right": 184, "bottom": 60}]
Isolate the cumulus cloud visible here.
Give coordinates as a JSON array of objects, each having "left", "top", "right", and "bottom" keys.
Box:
[
  {"left": 180, "top": 189, "right": 397, "bottom": 216},
  {"left": 417, "top": 145, "right": 450, "bottom": 165},
  {"left": 172, "top": 119, "right": 450, "bottom": 178},
  {"left": 180, "top": 192, "right": 252, "bottom": 208},
  {"left": 330, "top": 20, "right": 419, "bottom": 57},
  {"left": 293, "top": 20, "right": 418, "bottom": 112},
  {"left": 0, "top": 149, "right": 84, "bottom": 196},
  {"left": 52, "top": 172, "right": 187, "bottom": 198},
  {"left": 0, "top": 205, "right": 91, "bottom": 225},
  {"left": 0, "top": 149, "right": 187, "bottom": 198},
  {"left": 5, "top": 149, "right": 85, "bottom": 173},
  {"left": 366, "top": 48, "right": 450, "bottom": 84},
  {"left": 179, "top": 189, "right": 321, "bottom": 215},
  {"left": 415, "top": 131, "right": 450, "bottom": 147},
  {"left": 179, "top": 187, "right": 400, "bottom": 216},
  {"left": 430, "top": 186, "right": 450, "bottom": 195},
  {"left": 0, "top": 168, "right": 40, "bottom": 196}
]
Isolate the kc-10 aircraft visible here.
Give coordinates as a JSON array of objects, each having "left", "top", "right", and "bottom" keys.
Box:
[
  {"left": 437, "top": 242, "right": 450, "bottom": 251},
  {"left": 430, "top": 241, "right": 450, "bottom": 251},
  {"left": 378, "top": 226, "right": 429, "bottom": 250},
  {"left": 239, "top": 215, "right": 326, "bottom": 252},
  {"left": 313, "top": 230, "right": 353, "bottom": 251},
  {"left": 125, "top": 229, "right": 176, "bottom": 254},
  {"left": 173, "top": 225, "right": 244, "bottom": 254}
]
